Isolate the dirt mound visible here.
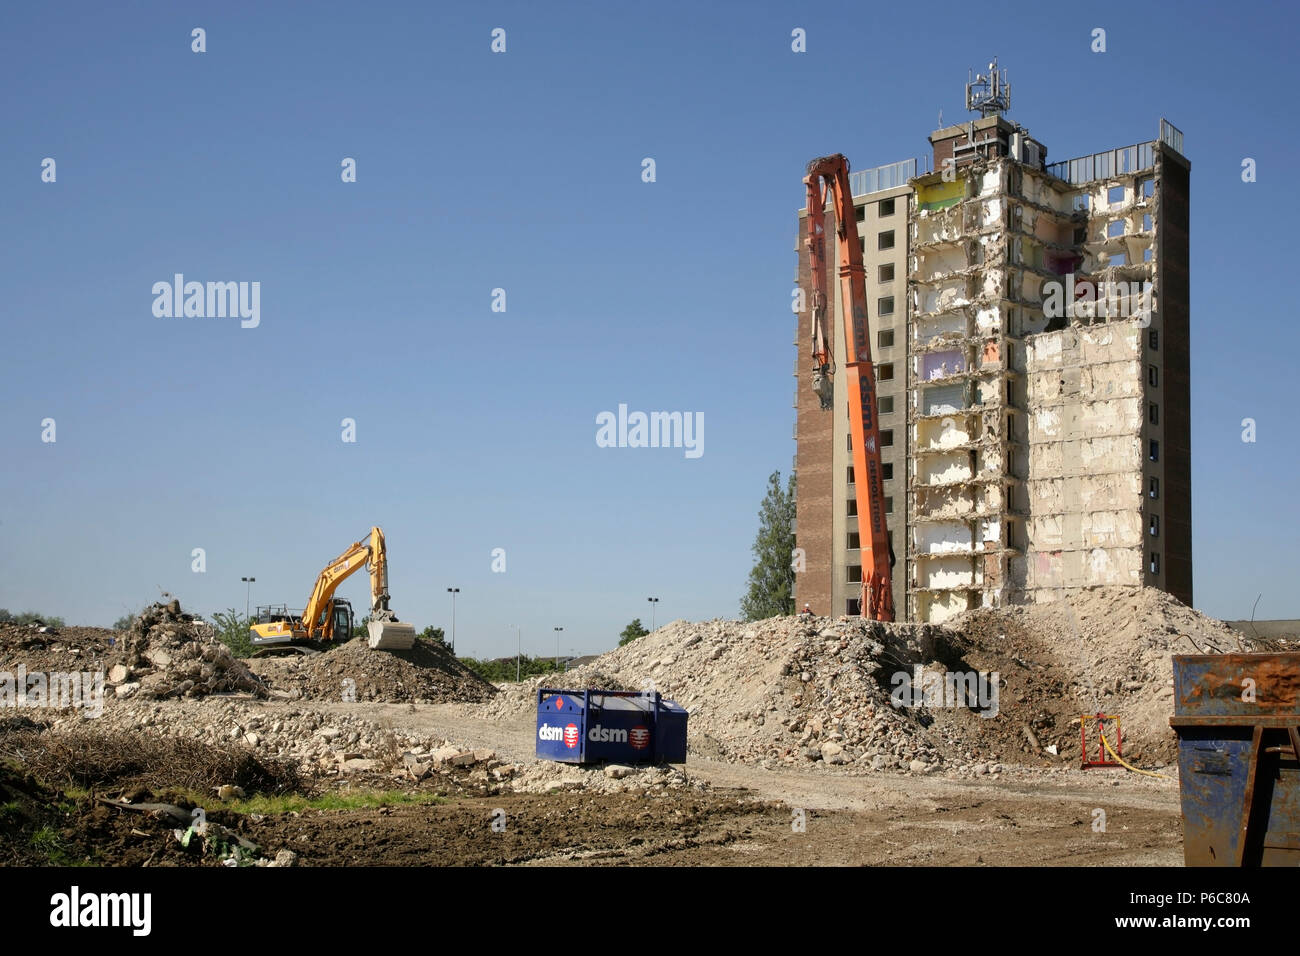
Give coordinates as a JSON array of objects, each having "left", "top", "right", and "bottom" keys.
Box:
[
  {"left": 938, "top": 587, "right": 1249, "bottom": 765},
  {"left": 476, "top": 587, "right": 1264, "bottom": 771},
  {"left": 0, "top": 623, "right": 119, "bottom": 678},
  {"left": 249, "top": 637, "right": 495, "bottom": 704}
]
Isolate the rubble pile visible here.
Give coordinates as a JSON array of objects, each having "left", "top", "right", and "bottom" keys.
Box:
[
  {"left": 25, "top": 694, "right": 695, "bottom": 795},
  {"left": 1, "top": 604, "right": 493, "bottom": 708},
  {"left": 0, "top": 587, "right": 1260, "bottom": 779},
  {"left": 59, "top": 698, "right": 458, "bottom": 774},
  {"left": 0, "top": 623, "right": 117, "bottom": 675},
  {"left": 478, "top": 587, "right": 1261, "bottom": 771},
  {"left": 479, "top": 614, "right": 946, "bottom": 770},
  {"left": 114, "top": 601, "right": 265, "bottom": 700},
  {"left": 508, "top": 760, "right": 700, "bottom": 794},
  {"left": 248, "top": 638, "right": 495, "bottom": 704},
  {"left": 946, "top": 588, "right": 1250, "bottom": 763},
  {"left": 0, "top": 600, "right": 265, "bottom": 702}
]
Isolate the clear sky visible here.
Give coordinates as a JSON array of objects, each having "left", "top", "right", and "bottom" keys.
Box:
[{"left": 2, "top": 0, "right": 1297, "bottom": 655}]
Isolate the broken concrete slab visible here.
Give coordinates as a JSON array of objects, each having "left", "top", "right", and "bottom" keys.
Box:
[
  {"left": 144, "top": 649, "right": 173, "bottom": 668},
  {"left": 430, "top": 745, "right": 462, "bottom": 764}
]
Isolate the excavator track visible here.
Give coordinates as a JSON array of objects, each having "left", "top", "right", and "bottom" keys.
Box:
[{"left": 251, "top": 644, "right": 323, "bottom": 658}]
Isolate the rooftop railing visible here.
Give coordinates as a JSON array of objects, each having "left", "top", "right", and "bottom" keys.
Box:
[
  {"left": 849, "top": 158, "right": 917, "bottom": 197},
  {"left": 1046, "top": 119, "right": 1184, "bottom": 184}
]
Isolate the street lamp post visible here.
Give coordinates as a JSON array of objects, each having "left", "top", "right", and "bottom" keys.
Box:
[
  {"left": 512, "top": 624, "right": 521, "bottom": 682},
  {"left": 553, "top": 626, "right": 563, "bottom": 669},
  {"left": 647, "top": 596, "right": 659, "bottom": 632},
  {"left": 447, "top": 588, "right": 460, "bottom": 653},
  {"left": 241, "top": 577, "right": 256, "bottom": 619}
]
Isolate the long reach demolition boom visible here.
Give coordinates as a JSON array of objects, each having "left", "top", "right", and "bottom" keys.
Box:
[{"left": 804, "top": 153, "right": 895, "bottom": 622}]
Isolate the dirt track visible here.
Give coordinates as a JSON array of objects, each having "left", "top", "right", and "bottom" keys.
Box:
[
  {"left": 242, "top": 700, "right": 1183, "bottom": 866},
  {"left": 2, "top": 695, "right": 1184, "bottom": 866},
  {"left": 231, "top": 782, "right": 1180, "bottom": 866}
]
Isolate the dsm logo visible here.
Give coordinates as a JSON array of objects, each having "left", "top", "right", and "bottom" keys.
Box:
[
  {"left": 588, "top": 724, "right": 651, "bottom": 748},
  {"left": 588, "top": 724, "right": 627, "bottom": 743},
  {"left": 538, "top": 723, "right": 581, "bottom": 749}
]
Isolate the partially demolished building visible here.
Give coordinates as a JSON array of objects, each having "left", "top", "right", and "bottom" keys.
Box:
[{"left": 794, "top": 84, "right": 1190, "bottom": 623}]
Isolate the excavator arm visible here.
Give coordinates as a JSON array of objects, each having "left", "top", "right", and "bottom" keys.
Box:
[
  {"left": 803, "top": 154, "right": 895, "bottom": 622},
  {"left": 363, "top": 526, "right": 400, "bottom": 623},
  {"left": 300, "top": 527, "right": 413, "bottom": 648},
  {"left": 300, "top": 537, "right": 374, "bottom": 640},
  {"left": 805, "top": 173, "right": 836, "bottom": 413}
]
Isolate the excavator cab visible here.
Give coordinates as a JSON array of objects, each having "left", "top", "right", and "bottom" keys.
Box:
[
  {"left": 326, "top": 600, "right": 354, "bottom": 643},
  {"left": 256, "top": 604, "right": 292, "bottom": 626}
]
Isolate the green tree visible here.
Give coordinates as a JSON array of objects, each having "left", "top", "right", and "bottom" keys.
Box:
[
  {"left": 740, "top": 470, "right": 797, "bottom": 621},
  {"left": 112, "top": 612, "right": 138, "bottom": 631},
  {"left": 458, "top": 654, "right": 562, "bottom": 682},
  {"left": 418, "top": 625, "right": 447, "bottom": 645},
  {"left": 211, "top": 608, "right": 254, "bottom": 658},
  {"left": 619, "top": 618, "right": 649, "bottom": 647}
]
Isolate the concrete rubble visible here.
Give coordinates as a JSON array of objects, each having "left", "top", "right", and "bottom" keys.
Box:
[
  {"left": 2, "top": 586, "right": 1263, "bottom": 799},
  {"left": 117, "top": 601, "right": 265, "bottom": 700},
  {"left": 480, "top": 585, "right": 1255, "bottom": 771}
]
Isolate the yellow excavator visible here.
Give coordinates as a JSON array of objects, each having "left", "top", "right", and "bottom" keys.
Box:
[{"left": 249, "top": 526, "right": 417, "bottom": 653}]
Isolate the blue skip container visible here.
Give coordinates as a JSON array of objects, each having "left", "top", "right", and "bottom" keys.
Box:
[
  {"left": 535, "top": 688, "right": 688, "bottom": 765},
  {"left": 1170, "top": 653, "right": 1300, "bottom": 866}
]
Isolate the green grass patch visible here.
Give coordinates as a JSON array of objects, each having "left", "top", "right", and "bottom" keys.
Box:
[
  {"left": 30, "top": 825, "right": 91, "bottom": 866},
  {"left": 0, "top": 800, "right": 21, "bottom": 826}
]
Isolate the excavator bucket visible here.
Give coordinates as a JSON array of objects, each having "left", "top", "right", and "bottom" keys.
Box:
[{"left": 367, "top": 617, "right": 416, "bottom": 651}]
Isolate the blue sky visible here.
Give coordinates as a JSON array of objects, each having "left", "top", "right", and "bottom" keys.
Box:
[{"left": 2, "top": 0, "right": 1297, "bottom": 655}]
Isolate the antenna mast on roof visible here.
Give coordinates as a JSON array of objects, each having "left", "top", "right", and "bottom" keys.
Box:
[{"left": 966, "top": 57, "right": 1010, "bottom": 118}]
